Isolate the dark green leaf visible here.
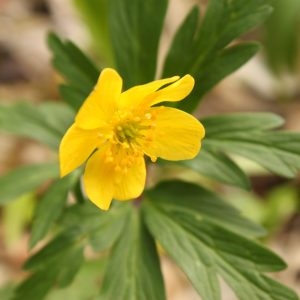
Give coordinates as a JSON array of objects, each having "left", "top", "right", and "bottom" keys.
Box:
[
  {"left": 59, "top": 85, "right": 87, "bottom": 112},
  {"left": 0, "top": 102, "right": 71, "bottom": 149},
  {"left": 30, "top": 172, "right": 79, "bottom": 248},
  {"left": 162, "top": 0, "right": 272, "bottom": 112},
  {"left": 143, "top": 186, "right": 298, "bottom": 300},
  {"left": 181, "top": 149, "right": 250, "bottom": 189},
  {"left": 12, "top": 268, "right": 58, "bottom": 300},
  {"left": 108, "top": 0, "right": 167, "bottom": 88},
  {"left": 189, "top": 43, "right": 260, "bottom": 105},
  {"left": 162, "top": 6, "right": 200, "bottom": 76},
  {"left": 100, "top": 207, "right": 166, "bottom": 300},
  {"left": 145, "top": 181, "right": 265, "bottom": 237},
  {"left": 0, "top": 163, "right": 59, "bottom": 205},
  {"left": 47, "top": 33, "right": 100, "bottom": 110}
]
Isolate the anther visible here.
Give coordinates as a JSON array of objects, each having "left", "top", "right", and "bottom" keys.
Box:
[{"left": 145, "top": 113, "right": 152, "bottom": 120}]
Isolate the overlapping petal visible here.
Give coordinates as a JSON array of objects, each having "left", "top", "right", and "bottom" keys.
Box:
[
  {"left": 75, "top": 68, "right": 122, "bottom": 129},
  {"left": 59, "top": 68, "right": 205, "bottom": 210},
  {"left": 143, "top": 74, "right": 195, "bottom": 107},
  {"left": 118, "top": 76, "right": 179, "bottom": 110},
  {"left": 83, "top": 150, "right": 114, "bottom": 210},
  {"left": 59, "top": 124, "right": 98, "bottom": 177},
  {"left": 144, "top": 107, "right": 205, "bottom": 161},
  {"left": 113, "top": 155, "right": 146, "bottom": 201}
]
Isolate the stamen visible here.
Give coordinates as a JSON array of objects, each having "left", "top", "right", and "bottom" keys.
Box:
[{"left": 145, "top": 113, "right": 152, "bottom": 120}]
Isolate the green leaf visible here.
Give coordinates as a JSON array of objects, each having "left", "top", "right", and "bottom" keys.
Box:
[
  {"left": 190, "top": 43, "right": 260, "bottom": 104},
  {"left": 100, "top": 206, "right": 166, "bottom": 300},
  {"left": 13, "top": 228, "right": 84, "bottom": 300},
  {"left": 30, "top": 172, "right": 79, "bottom": 248},
  {"left": 108, "top": 0, "right": 167, "bottom": 88},
  {"left": 0, "top": 163, "right": 59, "bottom": 205},
  {"left": 264, "top": 0, "right": 300, "bottom": 74},
  {"left": 204, "top": 131, "right": 300, "bottom": 178},
  {"left": 46, "top": 260, "right": 106, "bottom": 300},
  {"left": 73, "top": 0, "right": 113, "bottom": 64},
  {"left": 62, "top": 202, "right": 130, "bottom": 251},
  {"left": 145, "top": 181, "right": 265, "bottom": 238},
  {"left": 0, "top": 102, "right": 72, "bottom": 149},
  {"left": 202, "top": 112, "right": 284, "bottom": 136},
  {"left": 47, "top": 33, "right": 100, "bottom": 110},
  {"left": 200, "top": 113, "right": 300, "bottom": 178},
  {"left": 143, "top": 184, "right": 298, "bottom": 300},
  {"left": 181, "top": 149, "right": 250, "bottom": 189},
  {"left": 162, "top": 0, "right": 272, "bottom": 112}
]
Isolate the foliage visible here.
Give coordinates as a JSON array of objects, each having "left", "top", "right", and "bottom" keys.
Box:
[{"left": 0, "top": 0, "right": 300, "bottom": 300}]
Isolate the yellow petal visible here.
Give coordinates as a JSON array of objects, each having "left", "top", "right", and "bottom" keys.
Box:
[
  {"left": 83, "top": 150, "right": 114, "bottom": 210},
  {"left": 75, "top": 68, "right": 122, "bottom": 129},
  {"left": 144, "top": 107, "right": 205, "bottom": 160},
  {"left": 59, "top": 124, "right": 98, "bottom": 177},
  {"left": 119, "top": 76, "right": 179, "bottom": 110},
  {"left": 145, "top": 74, "right": 194, "bottom": 107},
  {"left": 113, "top": 155, "right": 146, "bottom": 201}
]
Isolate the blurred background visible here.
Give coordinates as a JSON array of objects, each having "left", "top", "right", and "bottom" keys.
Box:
[{"left": 0, "top": 0, "right": 300, "bottom": 299}]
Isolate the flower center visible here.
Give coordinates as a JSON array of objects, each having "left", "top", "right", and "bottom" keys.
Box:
[{"left": 115, "top": 121, "right": 142, "bottom": 145}]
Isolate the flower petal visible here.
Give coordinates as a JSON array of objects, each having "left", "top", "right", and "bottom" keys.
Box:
[
  {"left": 119, "top": 76, "right": 179, "bottom": 110},
  {"left": 144, "top": 107, "right": 205, "bottom": 160},
  {"left": 59, "top": 124, "right": 98, "bottom": 177},
  {"left": 75, "top": 68, "right": 122, "bottom": 129},
  {"left": 145, "top": 74, "right": 194, "bottom": 107},
  {"left": 113, "top": 155, "right": 146, "bottom": 201},
  {"left": 83, "top": 150, "right": 114, "bottom": 210}
]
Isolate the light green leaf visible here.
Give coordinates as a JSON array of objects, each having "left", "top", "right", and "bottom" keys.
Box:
[
  {"left": 264, "top": 0, "right": 300, "bottom": 74},
  {"left": 0, "top": 163, "right": 59, "bottom": 205},
  {"left": 201, "top": 113, "right": 300, "bottom": 178},
  {"left": 162, "top": 0, "right": 272, "bottom": 112},
  {"left": 143, "top": 185, "right": 298, "bottom": 300},
  {"left": 0, "top": 102, "right": 72, "bottom": 149},
  {"left": 202, "top": 112, "right": 284, "bottom": 136},
  {"left": 108, "top": 0, "right": 167, "bottom": 88},
  {"left": 145, "top": 181, "right": 264, "bottom": 238},
  {"left": 62, "top": 202, "right": 130, "bottom": 252},
  {"left": 205, "top": 131, "right": 300, "bottom": 178},
  {"left": 47, "top": 33, "right": 100, "bottom": 110},
  {"left": 13, "top": 228, "right": 84, "bottom": 300},
  {"left": 30, "top": 172, "right": 79, "bottom": 248},
  {"left": 73, "top": 0, "right": 113, "bottom": 64},
  {"left": 181, "top": 149, "right": 250, "bottom": 189},
  {"left": 46, "top": 260, "right": 106, "bottom": 300},
  {"left": 100, "top": 207, "right": 166, "bottom": 300}
]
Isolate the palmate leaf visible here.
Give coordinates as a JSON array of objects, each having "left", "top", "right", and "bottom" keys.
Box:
[
  {"left": 181, "top": 149, "right": 250, "bottom": 189},
  {"left": 13, "top": 203, "right": 130, "bottom": 300},
  {"left": 99, "top": 206, "right": 165, "bottom": 300},
  {"left": 143, "top": 181, "right": 298, "bottom": 300},
  {"left": 0, "top": 102, "right": 73, "bottom": 150},
  {"left": 0, "top": 163, "right": 59, "bottom": 205},
  {"left": 202, "top": 113, "right": 300, "bottom": 178},
  {"left": 162, "top": 0, "right": 272, "bottom": 112},
  {"left": 108, "top": 0, "right": 167, "bottom": 88},
  {"left": 30, "top": 172, "right": 79, "bottom": 248},
  {"left": 48, "top": 33, "right": 100, "bottom": 110}
]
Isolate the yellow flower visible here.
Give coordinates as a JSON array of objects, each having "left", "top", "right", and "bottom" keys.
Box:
[{"left": 59, "top": 68, "right": 205, "bottom": 210}]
